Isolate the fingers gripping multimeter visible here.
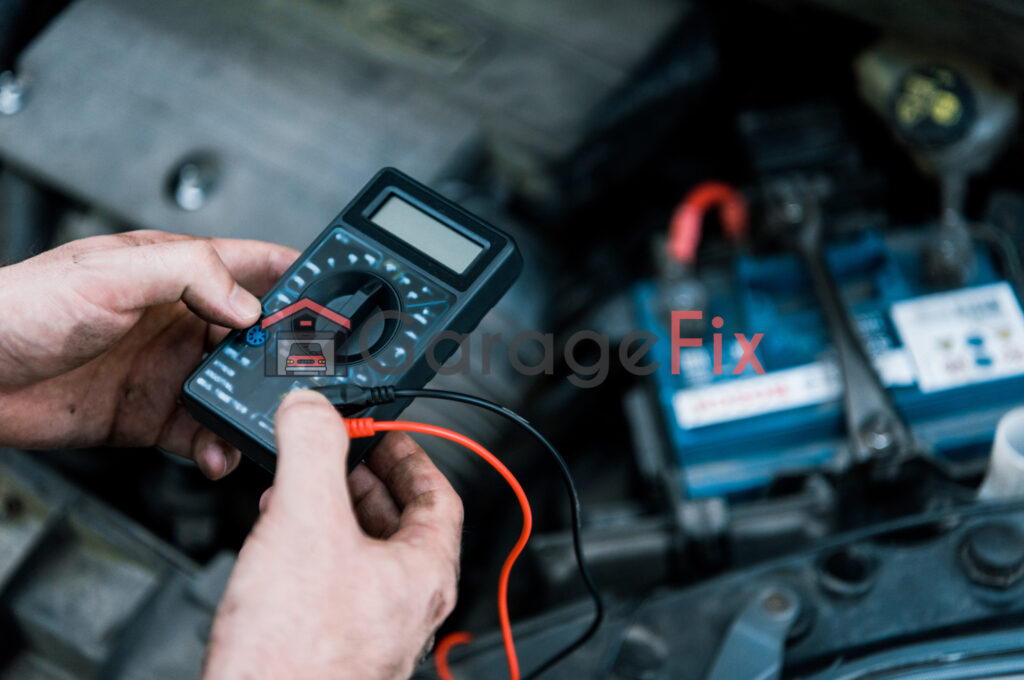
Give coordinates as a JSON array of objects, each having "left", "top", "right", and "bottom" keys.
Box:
[{"left": 183, "top": 168, "right": 522, "bottom": 471}]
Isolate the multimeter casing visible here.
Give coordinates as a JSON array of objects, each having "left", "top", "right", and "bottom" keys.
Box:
[{"left": 183, "top": 168, "right": 522, "bottom": 472}]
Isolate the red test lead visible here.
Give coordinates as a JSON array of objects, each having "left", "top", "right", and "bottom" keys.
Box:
[{"left": 344, "top": 418, "right": 533, "bottom": 680}]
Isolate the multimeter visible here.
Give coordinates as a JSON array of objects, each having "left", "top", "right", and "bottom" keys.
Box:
[{"left": 183, "top": 168, "right": 522, "bottom": 471}]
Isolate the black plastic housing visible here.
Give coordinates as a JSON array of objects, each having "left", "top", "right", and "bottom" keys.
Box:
[{"left": 183, "top": 168, "right": 522, "bottom": 472}]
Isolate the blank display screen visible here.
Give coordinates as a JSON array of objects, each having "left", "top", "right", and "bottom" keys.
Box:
[{"left": 370, "top": 195, "right": 484, "bottom": 273}]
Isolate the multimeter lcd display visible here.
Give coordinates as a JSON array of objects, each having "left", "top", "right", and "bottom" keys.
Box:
[{"left": 370, "top": 195, "right": 484, "bottom": 273}]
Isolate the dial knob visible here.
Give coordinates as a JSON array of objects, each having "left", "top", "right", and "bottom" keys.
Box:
[{"left": 301, "top": 272, "right": 401, "bottom": 362}]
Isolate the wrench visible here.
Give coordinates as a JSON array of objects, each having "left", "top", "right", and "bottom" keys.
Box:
[{"left": 767, "top": 178, "right": 914, "bottom": 474}]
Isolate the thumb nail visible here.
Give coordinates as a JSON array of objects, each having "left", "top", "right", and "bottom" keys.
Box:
[{"left": 229, "top": 283, "right": 262, "bottom": 323}]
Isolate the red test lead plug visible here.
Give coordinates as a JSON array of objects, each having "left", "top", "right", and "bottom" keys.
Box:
[{"left": 344, "top": 418, "right": 533, "bottom": 680}]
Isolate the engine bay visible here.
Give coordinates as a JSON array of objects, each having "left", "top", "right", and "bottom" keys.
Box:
[{"left": 2, "top": 1, "right": 1024, "bottom": 678}]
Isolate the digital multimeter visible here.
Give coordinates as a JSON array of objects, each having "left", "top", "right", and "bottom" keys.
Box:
[{"left": 183, "top": 168, "right": 522, "bottom": 471}]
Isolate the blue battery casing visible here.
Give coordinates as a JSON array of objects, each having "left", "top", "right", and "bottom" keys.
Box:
[{"left": 633, "top": 231, "right": 1024, "bottom": 498}]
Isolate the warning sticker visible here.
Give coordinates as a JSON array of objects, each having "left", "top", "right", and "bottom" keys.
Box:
[
  {"left": 890, "top": 282, "right": 1024, "bottom": 393},
  {"left": 673, "top": 350, "right": 913, "bottom": 430}
]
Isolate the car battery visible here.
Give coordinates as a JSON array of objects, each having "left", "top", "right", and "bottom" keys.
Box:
[{"left": 633, "top": 230, "right": 1024, "bottom": 498}]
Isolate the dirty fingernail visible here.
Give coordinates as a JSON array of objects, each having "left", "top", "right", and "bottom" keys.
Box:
[
  {"left": 201, "top": 441, "right": 228, "bottom": 479},
  {"left": 229, "top": 283, "right": 262, "bottom": 323},
  {"left": 259, "top": 487, "right": 274, "bottom": 513}
]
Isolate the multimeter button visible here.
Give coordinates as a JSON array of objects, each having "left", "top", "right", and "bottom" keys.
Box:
[
  {"left": 372, "top": 344, "right": 410, "bottom": 369},
  {"left": 410, "top": 303, "right": 443, "bottom": 325},
  {"left": 245, "top": 326, "right": 268, "bottom": 346},
  {"left": 419, "top": 301, "right": 447, "bottom": 316},
  {"left": 410, "top": 301, "right": 449, "bottom": 325},
  {"left": 394, "top": 272, "right": 448, "bottom": 301}
]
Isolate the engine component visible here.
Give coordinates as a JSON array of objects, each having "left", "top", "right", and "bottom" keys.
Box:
[
  {"left": 705, "top": 586, "right": 800, "bottom": 680},
  {"left": 0, "top": 167, "right": 61, "bottom": 263},
  {"left": 798, "top": 0, "right": 1024, "bottom": 87},
  {"left": 0, "top": 448, "right": 230, "bottom": 679},
  {"left": 0, "top": 69, "right": 24, "bottom": 115},
  {"left": 437, "top": 501, "right": 1024, "bottom": 679},
  {"left": 855, "top": 44, "right": 1019, "bottom": 286},
  {"left": 978, "top": 407, "right": 1024, "bottom": 500},
  {"left": 802, "top": 629, "right": 1024, "bottom": 679},
  {"left": 0, "top": 0, "right": 690, "bottom": 249},
  {"left": 855, "top": 46, "right": 1017, "bottom": 175}
]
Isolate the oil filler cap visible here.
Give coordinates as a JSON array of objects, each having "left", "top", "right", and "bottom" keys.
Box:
[
  {"left": 889, "top": 65, "right": 975, "bottom": 149},
  {"left": 961, "top": 522, "right": 1024, "bottom": 588}
]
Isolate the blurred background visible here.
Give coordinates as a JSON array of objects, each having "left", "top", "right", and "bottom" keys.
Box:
[{"left": 3, "top": 0, "right": 1024, "bottom": 678}]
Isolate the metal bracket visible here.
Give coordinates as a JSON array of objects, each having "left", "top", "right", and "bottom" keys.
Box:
[{"left": 705, "top": 586, "right": 800, "bottom": 680}]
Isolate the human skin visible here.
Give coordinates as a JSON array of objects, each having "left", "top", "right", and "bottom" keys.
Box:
[
  {"left": 205, "top": 391, "right": 463, "bottom": 679},
  {"left": 0, "top": 229, "right": 294, "bottom": 477},
  {"left": 0, "top": 231, "right": 464, "bottom": 678}
]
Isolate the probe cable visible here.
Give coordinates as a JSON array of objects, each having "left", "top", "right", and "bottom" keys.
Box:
[
  {"left": 393, "top": 389, "right": 604, "bottom": 679},
  {"left": 344, "top": 417, "right": 531, "bottom": 680},
  {"left": 317, "top": 384, "right": 604, "bottom": 678},
  {"left": 434, "top": 631, "right": 475, "bottom": 680}
]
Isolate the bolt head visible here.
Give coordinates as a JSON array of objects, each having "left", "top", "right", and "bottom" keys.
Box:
[
  {"left": 762, "top": 591, "right": 791, "bottom": 613},
  {"left": 167, "top": 153, "right": 220, "bottom": 211},
  {"left": 758, "top": 586, "right": 799, "bottom": 621},
  {"left": 0, "top": 71, "right": 26, "bottom": 116},
  {"left": 961, "top": 522, "right": 1024, "bottom": 589},
  {"left": 858, "top": 413, "right": 899, "bottom": 456}
]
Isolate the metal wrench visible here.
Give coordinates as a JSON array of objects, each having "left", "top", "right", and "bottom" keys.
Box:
[{"left": 767, "top": 178, "right": 914, "bottom": 474}]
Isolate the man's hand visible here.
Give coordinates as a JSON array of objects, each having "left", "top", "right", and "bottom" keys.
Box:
[
  {"left": 0, "top": 230, "right": 297, "bottom": 478},
  {"left": 205, "top": 390, "right": 463, "bottom": 679}
]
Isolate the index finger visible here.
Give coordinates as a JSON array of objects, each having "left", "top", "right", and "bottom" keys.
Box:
[{"left": 364, "top": 433, "right": 463, "bottom": 559}]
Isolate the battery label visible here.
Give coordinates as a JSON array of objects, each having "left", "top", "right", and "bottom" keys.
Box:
[
  {"left": 673, "top": 349, "right": 913, "bottom": 430},
  {"left": 891, "top": 282, "right": 1024, "bottom": 393}
]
